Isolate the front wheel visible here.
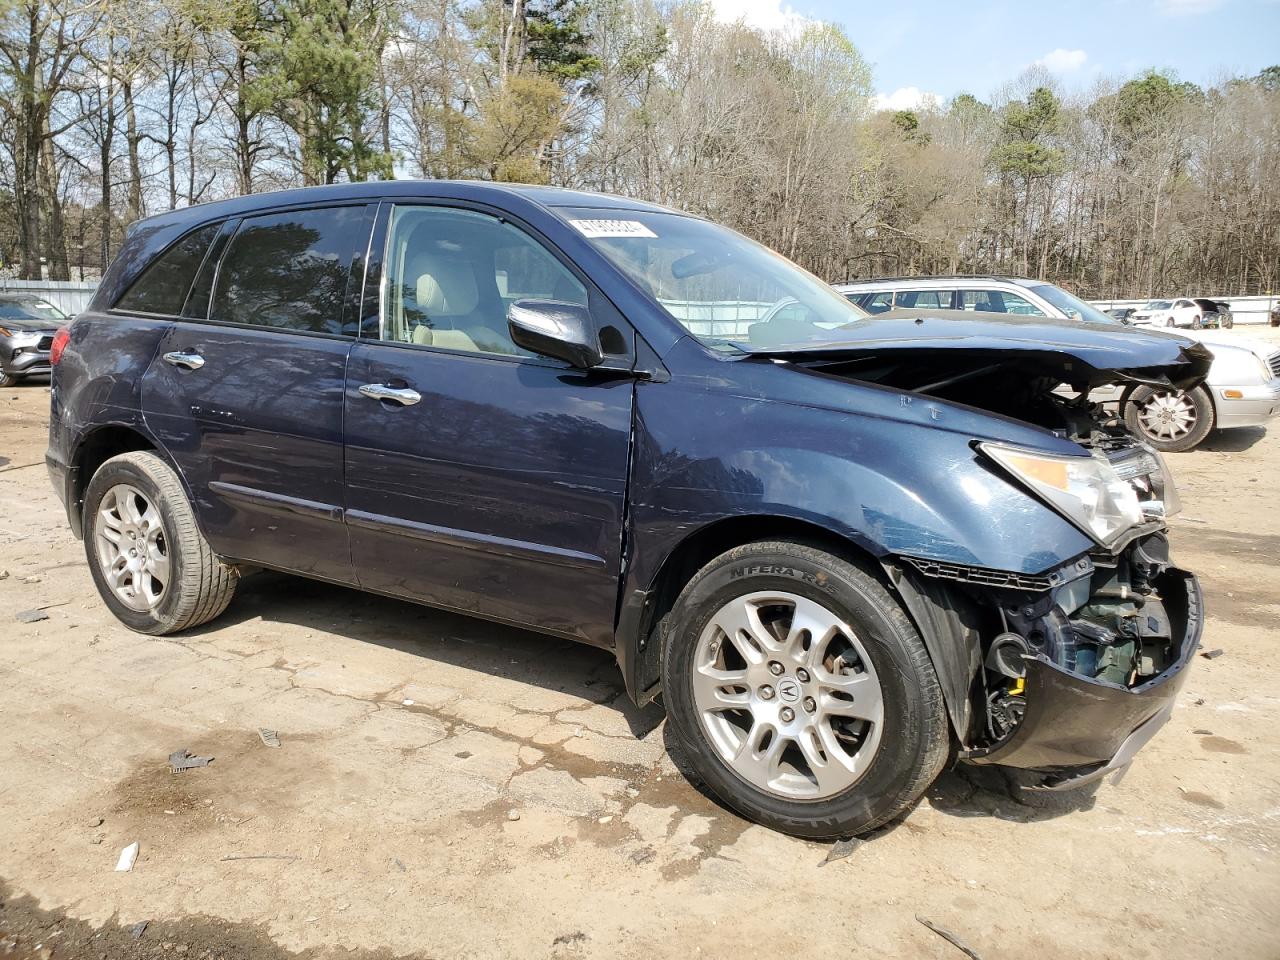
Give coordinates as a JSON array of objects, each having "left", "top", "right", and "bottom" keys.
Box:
[
  {"left": 83, "top": 451, "right": 239, "bottom": 634},
  {"left": 0, "top": 371, "right": 18, "bottom": 388},
  {"left": 1124, "top": 384, "right": 1215, "bottom": 452},
  {"left": 1191, "top": 315, "right": 1203, "bottom": 329},
  {"left": 661, "top": 541, "right": 949, "bottom": 839},
  {"left": 1165, "top": 317, "right": 1176, "bottom": 327}
]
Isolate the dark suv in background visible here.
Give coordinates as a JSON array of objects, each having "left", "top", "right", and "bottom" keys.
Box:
[{"left": 48, "top": 182, "right": 1207, "bottom": 838}]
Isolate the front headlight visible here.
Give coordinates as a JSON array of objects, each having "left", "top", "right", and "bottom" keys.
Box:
[{"left": 980, "top": 443, "right": 1144, "bottom": 546}]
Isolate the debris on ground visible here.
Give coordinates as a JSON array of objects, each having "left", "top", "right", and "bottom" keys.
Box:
[
  {"left": 820, "top": 836, "right": 864, "bottom": 866},
  {"left": 507, "top": 809, "right": 521, "bottom": 822},
  {"left": 129, "top": 921, "right": 148, "bottom": 939},
  {"left": 1200, "top": 648, "right": 1225, "bottom": 660},
  {"left": 1193, "top": 729, "right": 1213, "bottom": 735},
  {"left": 257, "top": 728, "right": 281, "bottom": 748},
  {"left": 629, "top": 847, "right": 656, "bottom": 865},
  {"left": 15, "top": 609, "right": 49, "bottom": 623},
  {"left": 169, "top": 748, "right": 214, "bottom": 772},
  {"left": 87, "top": 816, "right": 104, "bottom": 828},
  {"left": 916, "top": 915, "right": 982, "bottom": 960},
  {"left": 552, "top": 932, "right": 588, "bottom": 946},
  {"left": 115, "top": 842, "right": 139, "bottom": 872},
  {"left": 218, "top": 854, "right": 299, "bottom": 862},
  {"left": 0, "top": 569, "right": 8, "bottom": 580},
  {"left": 19, "top": 574, "right": 41, "bottom": 583}
]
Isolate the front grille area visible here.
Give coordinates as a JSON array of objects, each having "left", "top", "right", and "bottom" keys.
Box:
[
  {"left": 905, "top": 557, "right": 1055, "bottom": 591},
  {"left": 37, "top": 335, "right": 53, "bottom": 351},
  {"left": 1268, "top": 351, "right": 1280, "bottom": 379}
]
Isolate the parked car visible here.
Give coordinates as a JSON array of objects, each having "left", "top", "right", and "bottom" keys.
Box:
[
  {"left": 1270, "top": 303, "right": 1279, "bottom": 327},
  {"left": 1190, "top": 298, "right": 1233, "bottom": 329},
  {"left": 0, "top": 293, "right": 69, "bottom": 387},
  {"left": 1129, "top": 298, "right": 1208, "bottom": 328},
  {"left": 1106, "top": 307, "right": 1136, "bottom": 323},
  {"left": 837, "top": 277, "right": 1280, "bottom": 452},
  {"left": 50, "top": 183, "right": 1207, "bottom": 839}
]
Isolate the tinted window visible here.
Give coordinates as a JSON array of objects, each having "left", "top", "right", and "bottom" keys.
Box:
[
  {"left": 382, "top": 205, "right": 586, "bottom": 356},
  {"left": 896, "top": 290, "right": 954, "bottom": 309},
  {"left": 859, "top": 292, "right": 894, "bottom": 314},
  {"left": 116, "top": 223, "right": 220, "bottom": 316},
  {"left": 960, "top": 289, "right": 1046, "bottom": 316},
  {"left": 212, "top": 206, "right": 366, "bottom": 335}
]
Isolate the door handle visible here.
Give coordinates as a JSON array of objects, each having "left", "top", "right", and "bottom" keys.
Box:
[
  {"left": 359, "top": 383, "right": 421, "bottom": 406},
  {"left": 163, "top": 350, "right": 205, "bottom": 370}
]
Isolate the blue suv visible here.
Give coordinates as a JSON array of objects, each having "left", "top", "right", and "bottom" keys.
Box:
[{"left": 48, "top": 182, "right": 1209, "bottom": 838}]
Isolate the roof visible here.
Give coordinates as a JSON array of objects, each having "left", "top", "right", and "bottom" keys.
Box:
[
  {"left": 128, "top": 180, "right": 682, "bottom": 233},
  {"left": 835, "top": 276, "right": 1040, "bottom": 290}
]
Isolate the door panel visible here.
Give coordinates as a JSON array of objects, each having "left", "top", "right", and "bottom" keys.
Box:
[
  {"left": 141, "top": 325, "right": 354, "bottom": 581},
  {"left": 344, "top": 346, "right": 633, "bottom": 646}
]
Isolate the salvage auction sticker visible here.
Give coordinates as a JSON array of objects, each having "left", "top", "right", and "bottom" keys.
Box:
[{"left": 570, "top": 219, "right": 657, "bottom": 239}]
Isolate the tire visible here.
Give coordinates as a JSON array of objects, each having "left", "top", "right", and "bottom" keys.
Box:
[
  {"left": 660, "top": 540, "right": 949, "bottom": 839},
  {"left": 1223, "top": 317, "right": 1233, "bottom": 329},
  {"left": 83, "top": 451, "right": 238, "bottom": 634},
  {"left": 0, "top": 371, "right": 18, "bottom": 388},
  {"left": 1191, "top": 315, "right": 1202, "bottom": 329},
  {"left": 1165, "top": 317, "right": 1176, "bottom": 327},
  {"left": 1124, "top": 383, "right": 1215, "bottom": 452}
]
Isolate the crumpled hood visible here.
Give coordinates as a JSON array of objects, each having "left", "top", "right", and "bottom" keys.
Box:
[{"left": 747, "top": 311, "right": 1213, "bottom": 391}]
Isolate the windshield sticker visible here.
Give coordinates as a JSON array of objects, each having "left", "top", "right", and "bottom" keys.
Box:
[{"left": 570, "top": 219, "right": 657, "bottom": 239}]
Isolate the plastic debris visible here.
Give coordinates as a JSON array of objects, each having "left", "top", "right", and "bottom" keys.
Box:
[
  {"left": 1199, "top": 648, "right": 1225, "bottom": 660},
  {"left": 129, "top": 921, "right": 148, "bottom": 939},
  {"left": 257, "top": 728, "right": 281, "bottom": 748},
  {"left": 916, "top": 916, "right": 982, "bottom": 960},
  {"left": 820, "top": 836, "right": 864, "bottom": 866},
  {"left": 115, "top": 841, "right": 139, "bottom": 872},
  {"left": 15, "top": 609, "right": 49, "bottom": 624},
  {"left": 507, "top": 809, "right": 521, "bottom": 822},
  {"left": 169, "top": 748, "right": 213, "bottom": 772}
]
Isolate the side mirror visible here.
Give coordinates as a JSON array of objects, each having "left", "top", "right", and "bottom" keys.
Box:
[{"left": 507, "top": 299, "right": 602, "bottom": 369}]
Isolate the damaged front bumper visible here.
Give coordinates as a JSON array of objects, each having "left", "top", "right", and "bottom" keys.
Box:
[{"left": 964, "top": 565, "right": 1203, "bottom": 787}]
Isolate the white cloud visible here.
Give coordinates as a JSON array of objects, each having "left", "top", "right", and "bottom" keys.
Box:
[
  {"left": 1034, "top": 48, "right": 1089, "bottom": 73},
  {"left": 872, "top": 86, "right": 943, "bottom": 112},
  {"left": 708, "top": 0, "right": 815, "bottom": 33},
  {"left": 1156, "top": 0, "right": 1224, "bottom": 15}
]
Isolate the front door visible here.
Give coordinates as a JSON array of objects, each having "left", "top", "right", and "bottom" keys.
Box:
[
  {"left": 141, "top": 203, "right": 373, "bottom": 582},
  {"left": 342, "top": 203, "right": 634, "bottom": 646}
]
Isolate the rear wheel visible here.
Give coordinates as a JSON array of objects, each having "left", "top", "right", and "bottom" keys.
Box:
[
  {"left": 661, "top": 541, "right": 949, "bottom": 839},
  {"left": 83, "top": 451, "right": 239, "bottom": 634},
  {"left": 1191, "top": 315, "right": 1203, "bottom": 329},
  {"left": 1124, "top": 383, "right": 1215, "bottom": 452}
]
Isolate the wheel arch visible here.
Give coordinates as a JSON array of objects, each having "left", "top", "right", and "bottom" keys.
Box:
[
  {"left": 69, "top": 423, "right": 201, "bottom": 539},
  {"left": 618, "top": 514, "right": 891, "bottom": 705}
]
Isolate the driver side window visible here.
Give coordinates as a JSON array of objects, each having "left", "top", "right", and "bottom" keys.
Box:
[{"left": 381, "top": 205, "right": 586, "bottom": 356}]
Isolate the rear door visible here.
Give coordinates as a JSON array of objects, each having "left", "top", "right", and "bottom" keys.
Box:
[
  {"left": 342, "top": 202, "right": 634, "bottom": 646},
  {"left": 141, "top": 203, "right": 373, "bottom": 582}
]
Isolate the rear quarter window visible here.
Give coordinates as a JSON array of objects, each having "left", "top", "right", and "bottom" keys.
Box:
[{"left": 115, "top": 223, "right": 222, "bottom": 316}]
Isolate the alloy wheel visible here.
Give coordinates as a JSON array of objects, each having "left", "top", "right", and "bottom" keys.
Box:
[
  {"left": 1136, "top": 390, "right": 1198, "bottom": 442},
  {"left": 94, "top": 483, "right": 171, "bottom": 612},
  {"left": 691, "top": 591, "right": 884, "bottom": 801}
]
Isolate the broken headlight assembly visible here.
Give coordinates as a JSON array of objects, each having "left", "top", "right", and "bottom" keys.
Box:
[{"left": 979, "top": 442, "right": 1145, "bottom": 546}]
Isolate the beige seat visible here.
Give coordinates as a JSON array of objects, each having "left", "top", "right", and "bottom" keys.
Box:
[{"left": 406, "top": 258, "right": 481, "bottom": 352}]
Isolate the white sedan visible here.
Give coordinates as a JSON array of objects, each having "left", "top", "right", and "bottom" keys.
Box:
[{"left": 1130, "top": 298, "right": 1207, "bottom": 329}]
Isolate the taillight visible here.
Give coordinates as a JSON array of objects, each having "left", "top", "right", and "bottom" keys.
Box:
[{"left": 50, "top": 327, "right": 70, "bottom": 365}]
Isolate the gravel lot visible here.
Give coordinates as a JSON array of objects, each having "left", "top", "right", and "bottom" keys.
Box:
[{"left": 2, "top": 329, "right": 1279, "bottom": 959}]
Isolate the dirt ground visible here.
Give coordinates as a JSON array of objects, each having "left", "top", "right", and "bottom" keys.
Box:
[{"left": 2, "top": 328, "right": 1279, "bottom": 960}]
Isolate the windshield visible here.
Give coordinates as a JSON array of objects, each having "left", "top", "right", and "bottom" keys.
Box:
[
  {"left": 0, "top": 298, "right": 67, "bottom": 323},
  {"left": 1143, "top": 300, "right": 1172, "bottom": 310},
  {"left": 562, "top": 208, "right": 867, "bottom": 349},
  {"left": 1028, "top": 284, "right": 1119, "bottom": 325}
]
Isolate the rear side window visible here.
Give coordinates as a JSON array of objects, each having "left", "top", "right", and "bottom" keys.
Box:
[
  {"left": 115, "top": 223, "right": 221, "bottom": 316},
  {"left": 211, "top": 206, "right": 368, "bottom": 336},
  {"left": 896, "top": 290, "right": 954, "bottom": 309},
  {"left": 860, "top": 292, "right": 894, "bottom": 313}
]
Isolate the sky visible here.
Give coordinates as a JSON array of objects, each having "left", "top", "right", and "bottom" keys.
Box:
[{"left": 708, "top": 0, "right": 1280, "bottom": 109}]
